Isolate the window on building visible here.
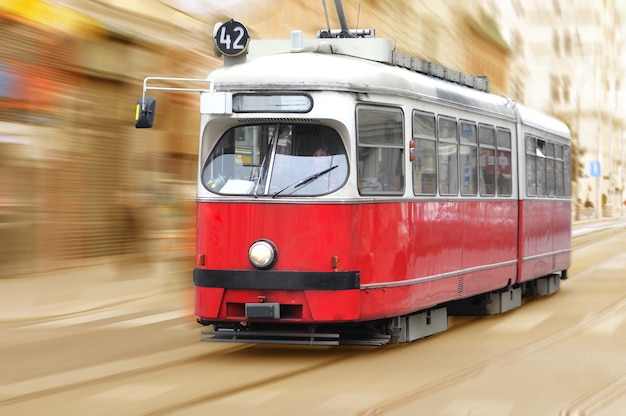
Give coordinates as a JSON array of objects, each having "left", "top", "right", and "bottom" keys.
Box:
[
  {"left": 553, "top": 31, "right": 561, "bottom": 56},
  {"left": 562, "top": 76, "right": 571, "bottom": 103},
  {"left": 550, "top": 75, "right": 560, "bottom": 103},
  {"left": 564, "top": 32, "right": 572, "bottom": 56}
]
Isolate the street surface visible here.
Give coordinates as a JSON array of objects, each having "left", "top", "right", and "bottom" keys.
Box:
[{"left": 0, "top": 220, "right": 624, "bottom": 415}]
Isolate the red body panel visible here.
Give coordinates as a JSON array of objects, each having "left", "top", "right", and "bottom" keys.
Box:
[
  {"left": 518, "top": 199, "right": 571, "bottom": 282},
  {"left": 195, "top": 198, "right": 524, "bottom": 323}
]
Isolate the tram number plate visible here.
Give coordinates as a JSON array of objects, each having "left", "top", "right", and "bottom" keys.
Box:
[{"left": 245, "top": 303, "right": 280, "bottom": 319}]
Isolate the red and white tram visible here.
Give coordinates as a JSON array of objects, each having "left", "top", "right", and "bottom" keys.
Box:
[{"left": 135, "top": 19, "right": 571, "bottom": 345}]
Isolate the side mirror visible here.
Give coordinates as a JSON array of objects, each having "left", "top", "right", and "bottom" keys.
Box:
[{"left": 135, "top": 97, "right": 156, "bottom": 128}]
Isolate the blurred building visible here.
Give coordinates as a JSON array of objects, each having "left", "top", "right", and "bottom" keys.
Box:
[
  {"left": 0, "top": 0, "right": 515, "bottom": 277},
  {"left": 169, "top": 0, "right": 512, "bottom": 93},
  {"left": 0, "top": 1, "right": 94, "bottom": 274},
  {"left": 493, "top": 0, "right": 626, "bottom": 218},
  {"left": 0, "top": 0, "right": 218, "bottom": 276}
]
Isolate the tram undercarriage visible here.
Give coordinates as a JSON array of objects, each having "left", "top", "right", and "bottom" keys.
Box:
[
  {"left": 198, "top": 306, "right": 448, "bottom": 346},
  {"left": 197, "top": 273, "right": 564, "bottom": 346}
]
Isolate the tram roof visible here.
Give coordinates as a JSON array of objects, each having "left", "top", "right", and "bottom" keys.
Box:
[
  {"left": 516, "top": 103, "right": 571, "bottom": 140},
  {"left": 209, "top": 50, "right": 517, "bottom": 119}
]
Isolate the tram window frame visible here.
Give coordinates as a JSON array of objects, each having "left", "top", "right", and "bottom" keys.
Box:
[
  {"left": 412, "top": 110, "right": 437, "bottom": 196},
  {"left": 201, "top": 123, "right": 349, "bottom": 196},
  {"left": 496, "top": 128, "right": 512, "bottom": 196},
  {"left": 437, "top": 116, "right": 459, "bottom": 196},
  {"left": 478, "top": 124, "right": 496, "bottom": 196},
  {"left": 356, "top": 105, "right": 405, "bottom": 196},
  {"left": 564, "top": 146, "right": 572, "bottom": 197},
  {"left": 459, "top": 120, "right": 478, "bottom": 196},
  {"left": 535, "top": 139, "right": 547, "bottom": 197},
  {"left": 545, "top": 141, "right": 556, "bottom": 197},
  {"left": 555, "top": 144, "right": 565, "bottom": 197},
  {"left": 525, "top": 134, "right": 537, "bottom": 196}
]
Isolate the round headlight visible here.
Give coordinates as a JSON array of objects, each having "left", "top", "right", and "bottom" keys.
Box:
[{"left": 248, "top": 240, "right": 277, "bottom": 269}]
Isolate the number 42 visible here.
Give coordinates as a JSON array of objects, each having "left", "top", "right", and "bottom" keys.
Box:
[{"left": 219, "top": 26, "right": 245, "bottom": 50}]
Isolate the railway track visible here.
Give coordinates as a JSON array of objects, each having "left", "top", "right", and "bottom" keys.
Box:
[
  {"left": 356, "top": 228, "right": 626, "bottom": 415},
  {"left": 1, "top": 224, "right": 623, "bottom": 415},
  {"left": 0, "top": 341, "right": 375, "bottom": 415},
  {"left": 359, "top": 297, "right": 626, "bottom": 415},
  {"left": 160, "top": 226, "right": 626, "bottom": 416},
  {"left": 0, "top": 344, "right": 251, "bottom": 407}
]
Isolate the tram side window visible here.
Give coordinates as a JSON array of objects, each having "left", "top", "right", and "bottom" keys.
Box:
[
  {"left": 525, "top": 135, "right": 569, "bottom": 198},
  {"left": 479, "top": 124, "right": 496, "bottom": 196},
  {"left": 536, "top": 139, "right": 547, "bottom": 196},
  {"left": 545, "top": 142, "right": 556, "bottom": 197},
  {"left": 564, "top": 146, "right": 572, "bottom": 197},
  {"left": 459, "top": 121, "right": 478, "bottom": 196},
  {"left": 412, "top": 110, "right": 436, "bottom": 195},
  {"left": 525, "top": 135, "right": 537, "bottom": 196},
  {"left": 555, "top": 144, "right": 565, "bottom": 197},
  {"left": 496, "top": 129, "right": 512, "bottom": 196},
  {"left": 438, "top": 116, "right": 458, "bottom": 196},
  {"left": 357, "top": 106, "right": 404, "bottom": 195}
]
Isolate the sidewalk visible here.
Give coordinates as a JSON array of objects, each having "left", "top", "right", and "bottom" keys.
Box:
[
  {"left": 0, "top": 259, "right": 192, "bottom": 322},
  {"left": 571, "top": 215, "right": 626, "bottom": 236}
]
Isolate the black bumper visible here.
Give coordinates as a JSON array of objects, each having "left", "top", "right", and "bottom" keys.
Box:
[{"left": 193, "top": 268, "right": 360, "bottom": 291}]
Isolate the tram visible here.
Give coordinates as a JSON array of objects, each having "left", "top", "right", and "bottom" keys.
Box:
[{"left": 135, "top": 15, "right": 571, "bottom": 345}]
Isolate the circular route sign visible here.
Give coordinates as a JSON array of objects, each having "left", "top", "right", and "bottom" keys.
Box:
[{"left": 214, "top": 20, "right": 250, "bottom": 57}]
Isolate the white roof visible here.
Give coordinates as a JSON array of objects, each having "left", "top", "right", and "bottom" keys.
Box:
[
  {"left": 516, "top": 103, "right": 571, "bottom": 140},
  {"left": 209, "top": 48, "right": 516, "bottom": 118}
]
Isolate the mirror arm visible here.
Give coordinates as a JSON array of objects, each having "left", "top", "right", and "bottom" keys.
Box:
[
  {"left": 135, "top": 78, "right": 215, "bottom": 129},
  {"left": 141, "top": 77, "right": 215, "bottom": 111}
]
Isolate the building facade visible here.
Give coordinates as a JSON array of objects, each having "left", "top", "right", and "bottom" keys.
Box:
[
  {"left": 0, "top": 0, "right": 522, "bottom": 276},
  {"left": 494, "top": 0, "right": 626, "bottom": 218},
  {"left": 0, "top": 0, "right": 216, "bottom": 276}
]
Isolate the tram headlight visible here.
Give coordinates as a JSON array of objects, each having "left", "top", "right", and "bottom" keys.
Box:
[{"left": 248, "top": 240, "right": 277, "bottom": 269}]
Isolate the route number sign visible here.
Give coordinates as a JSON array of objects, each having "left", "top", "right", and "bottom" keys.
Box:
[{"left": 214, "top": 20, "right": 250, "bottom": 57}]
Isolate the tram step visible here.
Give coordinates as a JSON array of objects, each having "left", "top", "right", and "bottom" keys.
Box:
[
  {"left": 201, "top": 328, "right": 340, "bottom": 346},
  {"left": 200, "top": 329, "right": 391, "bottom": 346}
]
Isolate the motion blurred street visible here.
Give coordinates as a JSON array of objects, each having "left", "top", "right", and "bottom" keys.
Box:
[{"left": 1, "top": 1, "right": 626, "bottom": 415}]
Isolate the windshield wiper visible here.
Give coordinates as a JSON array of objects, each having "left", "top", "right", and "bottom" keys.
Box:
[{"left": 272, "top": 165, "right": 339, "bottom": 198}]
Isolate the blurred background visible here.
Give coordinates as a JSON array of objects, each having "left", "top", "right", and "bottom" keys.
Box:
[{"left": 1, "top": 0, "right": 625, "bottom": 279}]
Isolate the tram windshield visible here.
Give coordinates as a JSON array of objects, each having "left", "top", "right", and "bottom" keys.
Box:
[{"left": 202, "top": 123, "right": 348, "bottom": 196}]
